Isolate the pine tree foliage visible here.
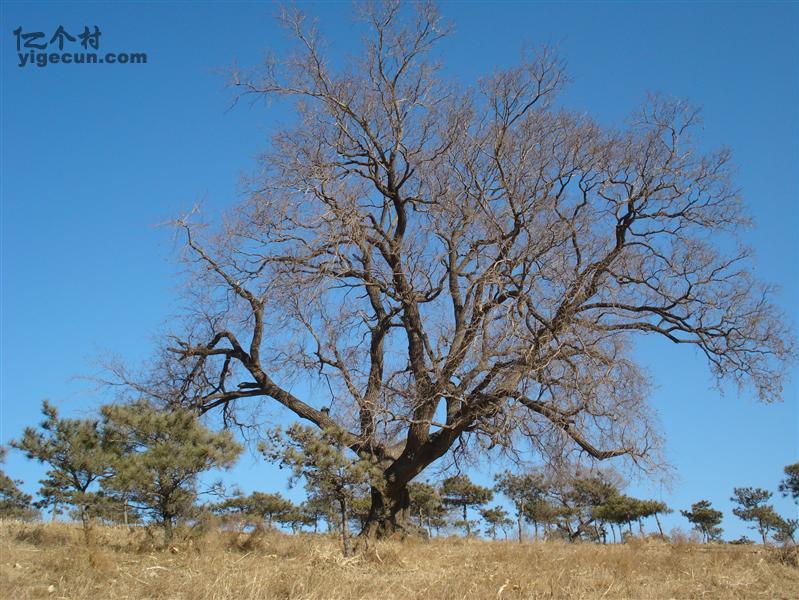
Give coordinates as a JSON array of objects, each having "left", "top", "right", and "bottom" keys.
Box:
[
  {"left": 480, "top": 505, "right": 513, "bottom": 539},
  {"left": 263, "top": 424, "right": 381, "bottom": 555},
  {"left": 774, "top": 518, "right": 798, "bottom": 546},
  {"left": 681, "top": 500, "right": 724, "bottom": 543},
  {"left": 11, "top": 401, "right": 113, "bottom": 543},
  {"left": 494, "top": 470, "right": 548, "bottom": 542},
  {"left": 218, "top": 491, "right": 294, "bottom": 528},
  {"left": 730, "top": 487, "right": 786, "bottom": 545},
  {"left": 779, "top": 462, "right": 799, "bottom": 503},
  {"left": 0, "top": 446, "right": 37, "bottom": 521},
  {"left": 408, "top": 481, "right": 446, "bottom": 536},
  {"left": 440, "top": 474, "right": 493, "bottom": 536},
  {"left": 101, "top": 400, "right": 242, "bottom": 543}
]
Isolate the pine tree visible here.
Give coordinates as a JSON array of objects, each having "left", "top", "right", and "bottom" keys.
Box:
[
  {"left": 276, "top": 504, "right": 315, "bottom": 533},
  {"left": 0, "top": 446, "right": 37, "bottom": 521},
  {"left": 774, "top": 518, "right": 798, "bottom": 546},
  {"left": 779, "top": 463, "right": 799, "bottom": 503},
  {"left": 439, "top": 475, "right": 493, "bottom": 537},
  {"left": 494, "top": 470, "right": 548, "bottom": 542},
  {"left": 101, "top": 400, "right": 241, "bottom": 544},
  {"left": 731, "top": 487, "right": 785, "bottom": 545},
  {"left": 524, "top": 496, "right": 561, "bottom": 541},
  {"left": 681, "top": 500, "right": 723, "bottom": 543},
  {"left": 11, "top": 401, "right": 113, "bottom": 545},
  {"left": 636, "top": 499, "right": 672, "bottom": 537},
  {"left": 302, "top": 494, "right": 338, "bottom": 533},
  {"left": 561, "top": 474, "right": 621, "bottom": 542},
  {"left": 91, "top": 493, "right": 140, "bottom": 526},
  {"left": 220, "top": 491, "right": 293, "bottom": 529},
  {"left": 264, "top": 424, "right": 379, "bottom": 556},
  {"left": 408, "top": 481, "right": 445, "bottom": 537},
  {"left": 480, "top": 506, "right": 513, "bottom": 540},
  {"left": 591, "top": 494, "right": 636, "bottom": 542},
  {"left": 528, "top": 470, "right": 622, "bottom": 543}
]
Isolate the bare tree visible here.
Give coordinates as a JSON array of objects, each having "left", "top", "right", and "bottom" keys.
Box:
[{"left": 130, "top": 2, "right": 793, "bottom": 536}]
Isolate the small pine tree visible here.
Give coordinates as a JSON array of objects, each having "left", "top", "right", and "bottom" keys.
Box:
[
  {"left": 480, "top": 506, "right": 513, "bottom": 540},
  {"left": 730, "top": 487, "right": 784, "bottom": 545},
  {"left": 0, "top": 446, "right": 37, "bottom": 521},
  {"left": 592, "top": 494, "right": 639, "bottom": 542},
  {"left": 220, "top": 491, "right": 294, "bottom": 529},
  {"left": 440, "top": 475, "right": 493, "bottom": 537},
  {"left": 11, "top": 401, "right": 113, "bottom": 545},
  {"left": 597, "top": 497, "right": 671, "bottom": 539},
  {"left": 101, "top": 400, "right": 242, "bottom": 544},
  {"left": 264, "top": 424, "right": 380, "bottom": 556},
  {"left": 276, "top": 504, "right": 316, "bottom": 533},
  {"left": 408, "top": 481, "right": 445, "bottom": 537},
  {"left": 302, "top": 493, "right": 338, "bottom": 533},
  {"left": 563, "top": 475, "right": 621, "bottom": 542},
  {"left": 349, "top": 492, "right": 373, "bottom": 532},
  {"left": 637, "top": 499, "right": 672, "bottom": 537},
  {"left": 729, "top": 535, "right": 755, "bottom": 545},
  {"left": 91, "top": 493, "right": 140, "bottom": 526},
  {"left": 774, "top": 518, "right": 798, "bottom": 546},
  {"left": 779, "top": 463, "right": 799, "bottom": 503},
  {"left": 298, "top": 498, "right": 328, "bottom": 533},
  {"left": 524, "top": 496, "right": 561, "bottom": 541},
  {"left": 494, "top": 470, "right": 548, "bottom": 542},
  {"left": 681, "top": 500, "right": 724, "bottom": 543}
]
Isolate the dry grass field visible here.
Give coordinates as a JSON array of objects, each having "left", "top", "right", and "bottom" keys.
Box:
[{"left": 1, "top": 520, "right": 797, "bottom": 599}]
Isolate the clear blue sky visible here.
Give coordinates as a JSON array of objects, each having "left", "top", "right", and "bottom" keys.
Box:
[{"left": 2, "top": 1, "right": 797, "bottom": 540}]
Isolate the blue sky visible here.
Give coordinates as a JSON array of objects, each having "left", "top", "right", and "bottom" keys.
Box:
[{"left": 2, "top": 1, "right": 797, "bottom": 539}]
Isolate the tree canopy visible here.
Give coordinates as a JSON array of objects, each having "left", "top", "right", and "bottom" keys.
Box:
[
  {"left": 480, "top": 506, "right": 513, "bottom": 539},
  {"left": 0, "top": 446, "right": 37, "bottom": 521},
  {"left": 265, "top": 424, "right": 380, "bottom": 554},
  {"left": 408, "top": 481, "right": 446, "bottom": 536},
  {"left": 440, "top": 474, "right": 493, "bottom": 536},
  {"left": 779, "top": 462, "right": 799, "bottom": 503},
  {"left": 217, "top": 491, "right": 294, "bottom": 528},
  {"left": 494, "top": 470, "right": 548, "bottom": 541},
  {"left": 101, "top": 400, "right": 242, "bottom": 543},
  {"left": 111, "top": 1, "right": 795, "bottom": 535},
  {"left": 11, "top": 401, "right": 113, "bottom": 543},
  {"left": 730, "top": 487, "right": 785, "bottom": 545},
  {"left": 681, "top": 500, "right": 723, "bottom": 543}
]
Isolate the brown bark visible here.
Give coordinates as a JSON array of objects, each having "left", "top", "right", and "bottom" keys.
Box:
[
  {"left": 654, "top": 513, "right": 664, "bottom": 537},
  {"left": 339, "top": 497, "right": 352, "bottom": 557},
  {"left": 78, "top": 504, "right": 94, "bottom": 548},
  {"left": 362, "top": 483, "right": 411, "bottom": 538}
]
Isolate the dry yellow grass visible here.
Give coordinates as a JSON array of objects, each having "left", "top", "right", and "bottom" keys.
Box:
[{"left": 1, "top": 520, "right": 797, "bottom": 599}]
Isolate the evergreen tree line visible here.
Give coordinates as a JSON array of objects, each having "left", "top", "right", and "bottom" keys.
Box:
[{"left": 1, "top": 401, "right": 797, "bottom": 553}]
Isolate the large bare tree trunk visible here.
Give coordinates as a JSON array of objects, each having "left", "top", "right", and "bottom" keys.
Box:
[{"left": 362, "top": 484, "right": 411, "bottom": 538}]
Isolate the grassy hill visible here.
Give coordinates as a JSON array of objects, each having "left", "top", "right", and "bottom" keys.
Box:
[{"left": 1, "top": 520, "right": 797, "bottom": 599}]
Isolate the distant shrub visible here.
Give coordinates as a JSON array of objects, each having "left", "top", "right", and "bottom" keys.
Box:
[{"left": 729, "top": 535, "right": 755, "bottom": 545}]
